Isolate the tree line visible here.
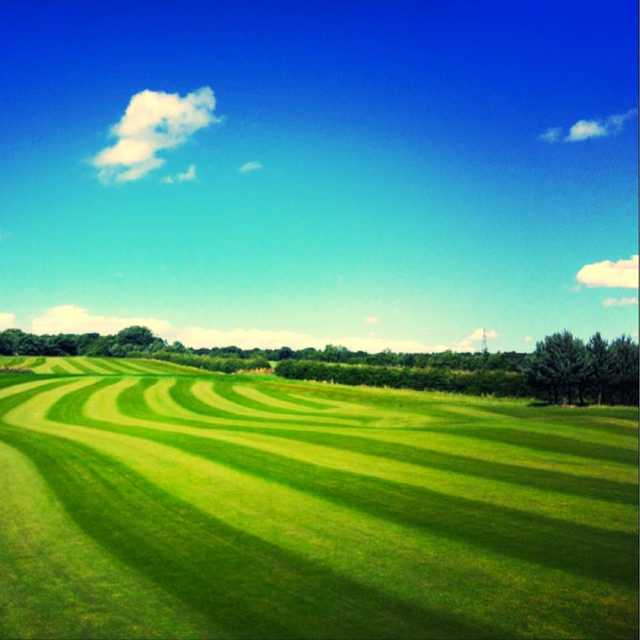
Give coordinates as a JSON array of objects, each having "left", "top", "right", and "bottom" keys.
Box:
[
  {"left": 132, "top": 350, "right": 270, "bottom": 374},
  {"left": 0, "top": 326, "right": 165, "bottom": 357},
  {"left": 196, "top": 344, "right": 528, "bottom": 372},
  {"left": 0, "top": 326, "right": 527, "bottom": 372},
  {"left": 276, "top": 331, "right": 638, "bottom": 405},
  {"left": 524, "top": 331, "right": 638, "bottom": 405},
  {"left": 1, "top": 324, "right": 636, "bottom": 405},
  {"left": 275, "top": 360, "right": 530, "bottom": 397}
]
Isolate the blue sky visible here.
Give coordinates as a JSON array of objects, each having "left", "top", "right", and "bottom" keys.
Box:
[{"left": 1, "top": 1, "right": 637, "bottom": 351}]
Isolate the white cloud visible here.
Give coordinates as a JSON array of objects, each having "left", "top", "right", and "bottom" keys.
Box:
[
  {"left": 174, "top": 326, "right": 433, "bottom": 353},
  {"left": 0, "top": 312, "right": 16, "bottom": 330},
  {"left": 565, "top": 119, "right": 607, "bottom": 142},
  {"left": 455, "top": 328, "right": 498, "bottom": 352},
  {"left": 364, "top": 316, "right": 380, "bottom": 325},
  {"left": 93, "top": 87, "right": 218, "bottom": 183},
  {"left": 162, "top": 164, "right": 197, "bottom": 184},
  {"left": 602, "top": 297, "right": 638, "bottom": 307},
  {"left": 576, "top": 255, "right": 639, "bottom": 289},
  {"left": 31, "top": 305, "right": 171, "bottom": 336},
  {"left": 26, "top": 306, "right": 513, "bottom": 354},
  {"left": 27, "top": 304, "right": 442, "bottom": 353},
  {"left": 538, "top": 127, "right": 562, "bottom": 143},
  {"left": 564, "top": 108, "right": 637, "bottom": 142},
  {"left": 540, "top": 109, "right": 637, "bottom": 144},
  {"left": 239, "top": 161, "right": 263, "bottom": 174}
]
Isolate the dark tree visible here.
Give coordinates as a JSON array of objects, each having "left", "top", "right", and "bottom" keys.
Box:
[
  {"left": 116, "top": 326, "right": 155, "bottom": 348},
  {"left": 608, "top": 336, "right": 639, "bottom": 406},
  {"left": 586, "top": 332, "right": 611, "bottom": 404}
]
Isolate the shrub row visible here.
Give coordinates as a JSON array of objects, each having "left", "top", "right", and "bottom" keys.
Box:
[
  {"left": 275, "top": 360, "right": 531, "bottom": 397},
  {"left": 130, "top": 350, "right": 271, "bottom": 374}
]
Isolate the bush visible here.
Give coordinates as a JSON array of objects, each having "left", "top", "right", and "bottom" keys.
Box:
[
  {"left": 131, "top": 350, "right": 271, "bottom": 374},
  {"left": 275, "top": 360, "right": 531, "bottom": 397}
]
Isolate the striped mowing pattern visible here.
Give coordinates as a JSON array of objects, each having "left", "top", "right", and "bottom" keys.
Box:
[
  {"left": 0, "top": 356, "right": 207, "bottom": 376},
  {"left": 0, "top": 368, "right": 637, "bottom": 639}
]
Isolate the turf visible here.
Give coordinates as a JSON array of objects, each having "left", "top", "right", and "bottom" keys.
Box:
[{"left": 0, "top": 357, "right": 637, "bottom": 639}]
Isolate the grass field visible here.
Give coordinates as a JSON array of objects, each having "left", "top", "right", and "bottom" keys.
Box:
[{"left": 0, "top": 356, "right": 637, "bottom": 639}]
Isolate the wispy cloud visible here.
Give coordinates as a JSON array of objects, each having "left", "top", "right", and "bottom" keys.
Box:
[
  {"left": 162, "top": 164, "right": 197, "bottom": 184},
  {"left": 239, "top": 161, "right": 263, "bottom": 174},
  {"left": 576, "top": 255, "right": 639, "bottom": 289},
  {"left": 364, "top": 315, "right": 380, "bottom": 325},
  {"left": 539, "top": 108, "right": 637, "bottom": 143},
  {"left": 0, "top": 312, "right": 16, "bottom": 330},
  {"left": 538, "top": 127, "right": 562, "bottom": 143},
  {"left": 602, "top": 297, "right": 638, "bottom": 307},
  {"left": 93, "top": 87, "right": 219, "bottom": 183}
]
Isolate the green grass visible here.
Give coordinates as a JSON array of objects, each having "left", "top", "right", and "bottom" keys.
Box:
[{"left": 0, "top": 358, "right": 637, "bottom": 639}]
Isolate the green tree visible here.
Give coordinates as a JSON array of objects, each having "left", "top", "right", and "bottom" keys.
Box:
[
  {"left": 116, "top": 326, "right": 155, "bottom": 349},
  {"left": 525, "top": 331, "right": 589, "bottom": 404},
  {"left": 0, "top": 332, "right": 14, "bottom": 355},
  {"left": 608, "top": 335, "right": 639, "bottom": 405},
  {"left": 586, "top": 332, "right": 610, "bottom": 404}
]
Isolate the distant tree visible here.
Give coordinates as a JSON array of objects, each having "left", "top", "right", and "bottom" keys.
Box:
[
  {"left": 525, "top": 331, "right": 589, "bottom": 404},
  {"left": 1, "top": 329, "right": 25, "bottom": 354},
  {"left": 76, "top": 333, "right": 101, "bottom": 354},
  {"left": 116, "top": 326, "right": 155, "bottom": 349},
  {"left": 586, "top": 332, "right": 611, "bottom": 404},
  {"left": 47, "top": 334, "right": 78, "bottom": 356},
  {"left": 109, "top": 342, "right": 132, "bottom": 357},
  {"left": 277, "top": 346, "right": 295, "bottom": 360},
  {"left": 147, "top": 337, "right": 167, "bottom": 352},
  {"left": 17, "top": 333, "right": 45, "bottom": 355},
  {"left": 608, "top": 336, "right": 639, "bottom": 405},
  {"left": 171, "top": 340, "right": 188, "bottom": 353},
  {"left": 0, "top": 332, "right": 13, "bottom": 355},
  {"left": 323, "top": 344, "right": 350, "bottom": 363},
  {"left": 84, "top": 335, "right": 116, "bottom": 356}
]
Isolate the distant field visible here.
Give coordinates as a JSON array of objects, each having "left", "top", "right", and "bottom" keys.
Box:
[
  {"left": 0, "top": 357, "right": 637, "bottom": 639},
  {"left": 0, "top": 354, "right": 207, "bottom": 375}
]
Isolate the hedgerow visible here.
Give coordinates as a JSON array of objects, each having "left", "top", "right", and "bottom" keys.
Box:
[{"left": 275, "top": 360, "right": 531, "bottom": 397}]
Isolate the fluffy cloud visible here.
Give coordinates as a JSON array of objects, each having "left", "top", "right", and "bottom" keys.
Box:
[
  {"left": 162, "top": 164, "right": 197, "bottom": 184},
  {"left": 31, "top": 305, "right": 171, "bottom": 336},
  {"left": 27, "top": 305, "right": 441, "bottom": 353},
  {"left": 602, "top": 297, "right": 638, "bottom": 307},
  {"left": 576, "top": 255, "right": 639, "bottom": 289},
  {"left": 93, "top": 87, "right": 218, "bottom": 183},
  {"left": 0, "top": 312, "right": 16, "bottom": 330},
  {"left": 455, "top": 328, "right": 498, "bottom": 352},
  {"left": 239, "top": 161, "right": 263, "bottom": 174},
  {"left": 565, "top": 119, "right": 607, "bottom": 142},
  {"left": 25, "top": 305, "right": 513, "bottom": 354}
]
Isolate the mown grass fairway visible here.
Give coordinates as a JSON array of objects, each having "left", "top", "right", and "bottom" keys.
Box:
[{"left": 0, "top": 357, "right": 637, "bottom": 639}]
